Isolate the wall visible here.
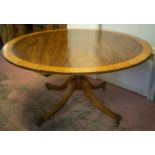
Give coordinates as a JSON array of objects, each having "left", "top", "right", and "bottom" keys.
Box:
[
  {"left": 67, "top": 24, "right": 155, "bottom": 100},
  {"left": 67, "top": 24, "right": 99, "bottom": 79},
  {"left": 67, "top": 24, "right": 99, "bottom": 29},
  {"left": 101, "top": 24, "right": 155, "bottom": 48},
  {"left": 98, "top": 24, "right": 155, "bottom": 100}
]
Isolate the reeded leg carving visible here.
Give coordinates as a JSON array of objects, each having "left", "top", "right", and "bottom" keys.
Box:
[
  {"left": 80, "top": 79, "right": 121, "bottom": 127},
  {"left": 37, "top": 78, "right": 76, "bottom": 126},
  {"left": 45, "top": 76, "right": 72, "bottom": 91}
]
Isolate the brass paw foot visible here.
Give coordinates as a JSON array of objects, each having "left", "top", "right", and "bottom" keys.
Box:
[
  {"left": 36, "top": 117, "right": 44, "bottom": 127},
  {"left": 101, "top": 82, "right": 106, "bottom": 91},
  {"left": 114, "top": 114, "right": 122, "bottom": 127}
]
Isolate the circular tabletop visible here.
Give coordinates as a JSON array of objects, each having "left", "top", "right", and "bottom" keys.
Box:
[{"left": 2, "top": 29, "right": 152, "bottom": 74}]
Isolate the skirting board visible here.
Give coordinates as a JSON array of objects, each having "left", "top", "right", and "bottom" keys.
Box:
[
  {"left": 96, "top": 52, "right": 155, "bottom": 101},
  {"left": 97, "top": 75, "right": 149, "bottom": 99}
]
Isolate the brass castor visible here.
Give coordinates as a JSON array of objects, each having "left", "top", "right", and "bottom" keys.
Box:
[
  {"left": 114, "top": 114, "right": 122, "bottom": 127},
  {"left": 102, "top": 82, "right": 106, "bottom": 91},
  {"left": 36, "top": 117, "right": 44, "bottom": 127}
]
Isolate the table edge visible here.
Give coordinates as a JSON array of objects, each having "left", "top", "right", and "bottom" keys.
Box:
[{"left": 2, "top": 29, "right": 153, "bottom": 74}]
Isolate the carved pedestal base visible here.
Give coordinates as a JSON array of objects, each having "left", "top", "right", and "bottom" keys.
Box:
[{"left": 37, "top": 75, "right": 121, "bottom": 127}]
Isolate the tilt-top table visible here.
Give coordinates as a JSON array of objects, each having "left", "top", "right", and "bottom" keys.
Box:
[{"left": 2, "top": 29, "right": 152, "bottom": 127}]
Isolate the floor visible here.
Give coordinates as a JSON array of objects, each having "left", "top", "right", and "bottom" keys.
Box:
[{"left": 0, "top": 50, "right": 155, "bottom": 130}]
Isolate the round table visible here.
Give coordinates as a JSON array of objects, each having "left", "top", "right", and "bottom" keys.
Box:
[{"left": 2, "top": 29, "right": 152, "bottom": 127}]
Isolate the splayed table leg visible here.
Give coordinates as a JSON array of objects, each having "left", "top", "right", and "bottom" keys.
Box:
[{"left": 37, "top": 75, "right": 121, "bottom": 127}]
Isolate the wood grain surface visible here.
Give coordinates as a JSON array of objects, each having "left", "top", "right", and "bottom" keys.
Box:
[{"left": 2, "top": 29, "right": 152, "bottom": 74}]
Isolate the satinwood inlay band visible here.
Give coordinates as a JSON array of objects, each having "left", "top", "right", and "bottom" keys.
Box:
[{"left": 2, "top": 29, "right": 152, "bottom": 74}]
